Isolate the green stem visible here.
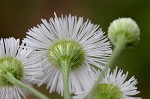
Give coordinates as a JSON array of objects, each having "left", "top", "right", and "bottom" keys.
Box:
[
  {"left": 3, "top": 73, "right": 50, "bottom": 99},
  {"left": 86, "top": 34, "right": 127, "bottom": 99},
  {"left": 61, "top": 60, "right": 71, "bottom": 99}
]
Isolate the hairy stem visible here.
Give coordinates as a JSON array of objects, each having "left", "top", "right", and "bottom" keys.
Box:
[
  {"left": 86, "top": 34, "right": 127, "bottom": 99},
  {"left": 62, "top": 60, "right": 71, "bottom": 99},
  {"left": 3, "top": 72, "right": 50, "bottom": 99}
]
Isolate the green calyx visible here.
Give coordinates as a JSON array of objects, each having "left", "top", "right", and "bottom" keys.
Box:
[
  {"left": 92, "top": 83, "right": 122, "bottom": 99},
  {"left": 0, "top": 57, "right": 24, "bottom": 87},
  {"left": 48, "top": 40, "right": 85, "bottom": 70}
]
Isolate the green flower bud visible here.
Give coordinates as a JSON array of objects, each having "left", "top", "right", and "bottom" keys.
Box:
[
  {"left": 108, "top": 18, "right": 140, "bottom": 48},
  {"left": 0, "top": 57, "right": 23, "bottom": 86},
  {"left": 48, "top": 40, "right": 85, "bottom": 70}
]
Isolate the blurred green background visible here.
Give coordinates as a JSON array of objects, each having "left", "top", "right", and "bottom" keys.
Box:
[{"left": 0, "top": 0, "right": 149, "bottom": 98}]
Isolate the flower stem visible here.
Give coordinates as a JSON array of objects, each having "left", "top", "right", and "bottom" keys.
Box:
[
  {"left": 3, "top": 72, "right": 50, "bottom": 99},
  {"left": 86, "top": 34, "right": 127, "bottom": 99},
  {"left": 61, "top": 60, "right": 71, "bottom": 99}
]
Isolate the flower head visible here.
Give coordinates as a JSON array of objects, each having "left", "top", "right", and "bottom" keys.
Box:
[
  {"left": 108, "top": 18, "right": 140, "bottom": 48},
  {"left": 23, "top": 13, "right": 112, "bottom": 96},
  {"left": 73, "top": 67, "right": 141, "bottom": 99},
  {"left": 0, "top": 38, "right": 43, "bottom": 99}
]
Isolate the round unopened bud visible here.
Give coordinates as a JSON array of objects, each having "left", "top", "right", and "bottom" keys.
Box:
[{"left": 108, "top": 18, "right": 140, "bottom": 48}]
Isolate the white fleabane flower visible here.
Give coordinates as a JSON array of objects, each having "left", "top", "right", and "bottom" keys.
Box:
[
  {"left": 0, "top": 38, "right": 43, "bottom": 99},
  {"left": 23, "top": 13, "right": 112, "bottom": 96},
  {"left": 73, "top": 67, "right": 141, "bottom": 99}
]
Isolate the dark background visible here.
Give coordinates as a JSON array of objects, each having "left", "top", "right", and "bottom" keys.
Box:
[{"left": 0, "top": 0, "right": 149, "bottom": 98}]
